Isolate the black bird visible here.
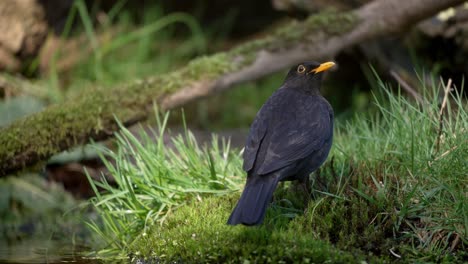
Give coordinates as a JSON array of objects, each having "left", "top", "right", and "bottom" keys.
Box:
[{"left": 227, "top": 61, "right": 335, "bottom": 226}]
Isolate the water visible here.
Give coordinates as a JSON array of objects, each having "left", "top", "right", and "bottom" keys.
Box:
[
  {"left": 0, "top": 238, "right": 101, "bottom": 264},
  {"left": 0, "top": 175, "right": 106, "bottom": 263}
]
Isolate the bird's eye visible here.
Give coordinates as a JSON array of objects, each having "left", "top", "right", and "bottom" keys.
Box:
[{"left": 297, "top": 65, "right": 306, "bottom": 74}]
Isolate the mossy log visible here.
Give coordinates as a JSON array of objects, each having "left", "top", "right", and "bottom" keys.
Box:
[{"left": 0, "top": 0, "right": 463, "bottom": 176}]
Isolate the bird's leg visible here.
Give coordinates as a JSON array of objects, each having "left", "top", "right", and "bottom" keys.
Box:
[
  {"left": 297, "top": 175, "right": 312, "bottom": 208},
  {"left": 290, "top": 176, "right": 311, "bottom": 209}
]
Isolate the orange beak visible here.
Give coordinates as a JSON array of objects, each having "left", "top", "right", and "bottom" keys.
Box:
[{"left": 310, "top": 61, "right": 336, "bottom": 74}]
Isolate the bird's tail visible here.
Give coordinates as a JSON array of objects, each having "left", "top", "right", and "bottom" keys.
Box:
[{"left": 227, "top": 175, "right": 279, "bottom": 226}]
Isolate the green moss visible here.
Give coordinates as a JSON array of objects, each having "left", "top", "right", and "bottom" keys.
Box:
[
  {"left": 0, "top": 55, "right": 235, "bottom": 174},
  {"left": 0, "top": 80, "right": 160, "bottom": 174},
  {"left": 0, "top": 47, "right": 238, "bottom": 175},
  {"left": 302, "top": 9, "right": 356, "bottom": 35},
  {"left": 130, "top": 194, "right": 383, "bottom": 263},
  {"left": 231, "top": 10, "right": 357, "bottom": 59},
  {"left": 152, "top": 53, "right": 237, "bottom": 94}
]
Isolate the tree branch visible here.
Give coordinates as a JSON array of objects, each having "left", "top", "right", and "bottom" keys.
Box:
[{"left": 0, "top": 0, "right": 464, "bottom": 176}]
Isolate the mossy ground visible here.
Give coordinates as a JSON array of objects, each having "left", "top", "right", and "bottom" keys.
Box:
[
  {"left": 130, "top": 165, "right": 465, "bottom": 263},
  {"left": 130, "top": 193, "right": 383, "bottom": 264},
  {"left": 127, "top": 162, "right": 410, "bottom": 263}
]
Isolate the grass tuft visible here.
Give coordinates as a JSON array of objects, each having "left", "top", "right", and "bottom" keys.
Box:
[{"left": 85, "top": 109, "right": 243, "bottom": 256}]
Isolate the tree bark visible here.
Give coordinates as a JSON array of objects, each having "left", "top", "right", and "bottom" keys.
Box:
[{"left": 0, "top": 0, "right": 463, "bottom": 176}]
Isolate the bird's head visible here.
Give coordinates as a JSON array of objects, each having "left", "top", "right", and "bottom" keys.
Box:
[{"left": 283, "top": 61, "right": 335, "bottom": 93}]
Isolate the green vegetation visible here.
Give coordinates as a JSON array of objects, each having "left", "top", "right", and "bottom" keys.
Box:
[
  {"left": 85, "top": 111, "right": 244, "bottom": 256},
  {"left": 0, "top": 0, "right": 214, "bottom": 173},
  {"left": 4, "top": 0, "right": 358, "bottom": 109},
  {"left": 87, "top": 73, "right": 466, "bottom": 262},
  {"left": 48, "top": 0, "right": 209, "bottom": 101},
  {"left": 40, "top": 2, "right": 356, "bottom": 104},
  {"left": 130, "top": 194, "right": 376, "bottom": 263}
]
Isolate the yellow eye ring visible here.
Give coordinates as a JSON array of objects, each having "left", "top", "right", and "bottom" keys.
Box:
[{"left": 297, "top": 65, "right": 306, "bottom": 74}]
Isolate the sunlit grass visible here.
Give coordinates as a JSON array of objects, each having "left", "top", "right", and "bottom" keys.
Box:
[
  {"left": 85, "top": 110, "right": 244, "bottom": 256},
  {"left": 328, "top": 74, "right": 467, "bottom": 260}
]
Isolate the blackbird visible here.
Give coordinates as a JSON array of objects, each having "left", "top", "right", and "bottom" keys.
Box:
[{"left": 227, "top": 61, "right": 335, "bottom": 226}]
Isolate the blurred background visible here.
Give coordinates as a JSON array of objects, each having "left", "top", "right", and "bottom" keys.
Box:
[{"left": 0, "top": 0, "right": 466, "bottom": 262}]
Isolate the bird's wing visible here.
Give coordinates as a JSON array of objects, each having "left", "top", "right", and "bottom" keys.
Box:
[
  {"left": 242, "top": 99, "right": 270, "bottom": 172},
  {"left": 256, "top": 90, "right": 333, "bottom": 175}
]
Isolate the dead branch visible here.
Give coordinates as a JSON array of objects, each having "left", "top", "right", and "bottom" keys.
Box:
[
  {"left": 435, "top": 78, "right": 452, "bottom": 153},
  {"left": 390, "top": 70, "right": 424, "bottom": 104}
]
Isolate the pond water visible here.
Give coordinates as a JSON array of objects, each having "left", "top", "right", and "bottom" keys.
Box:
[
  {"left": 0, "top": 238, "right": 102, "bottom": 264},
  {"left": 0, "top": 174, "right": 109, "bottom": 263}
]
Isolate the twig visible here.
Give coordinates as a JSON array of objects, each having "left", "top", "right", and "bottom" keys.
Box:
[
  {"left": 389, "top": 247, "right": 401, "bottom": 258},
  {"left": 390, "top": 70, "right": 424, "bottom": 104},
  {"left": 435, "top": 78, "right": 452, "bottom": 153},
  {"left": 450, "top": 234, "right": 460, "bottom": 251},
  {"left": 434, "top": 144, "right": 461, "bottom": 161}
]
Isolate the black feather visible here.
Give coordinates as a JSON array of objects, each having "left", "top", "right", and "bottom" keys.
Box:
[
  {"left": 228, "top": 61, "right": 335, "bottom": 225},
  {"left": 227, "top": 174, "right": 280, "bottom": 225}
]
